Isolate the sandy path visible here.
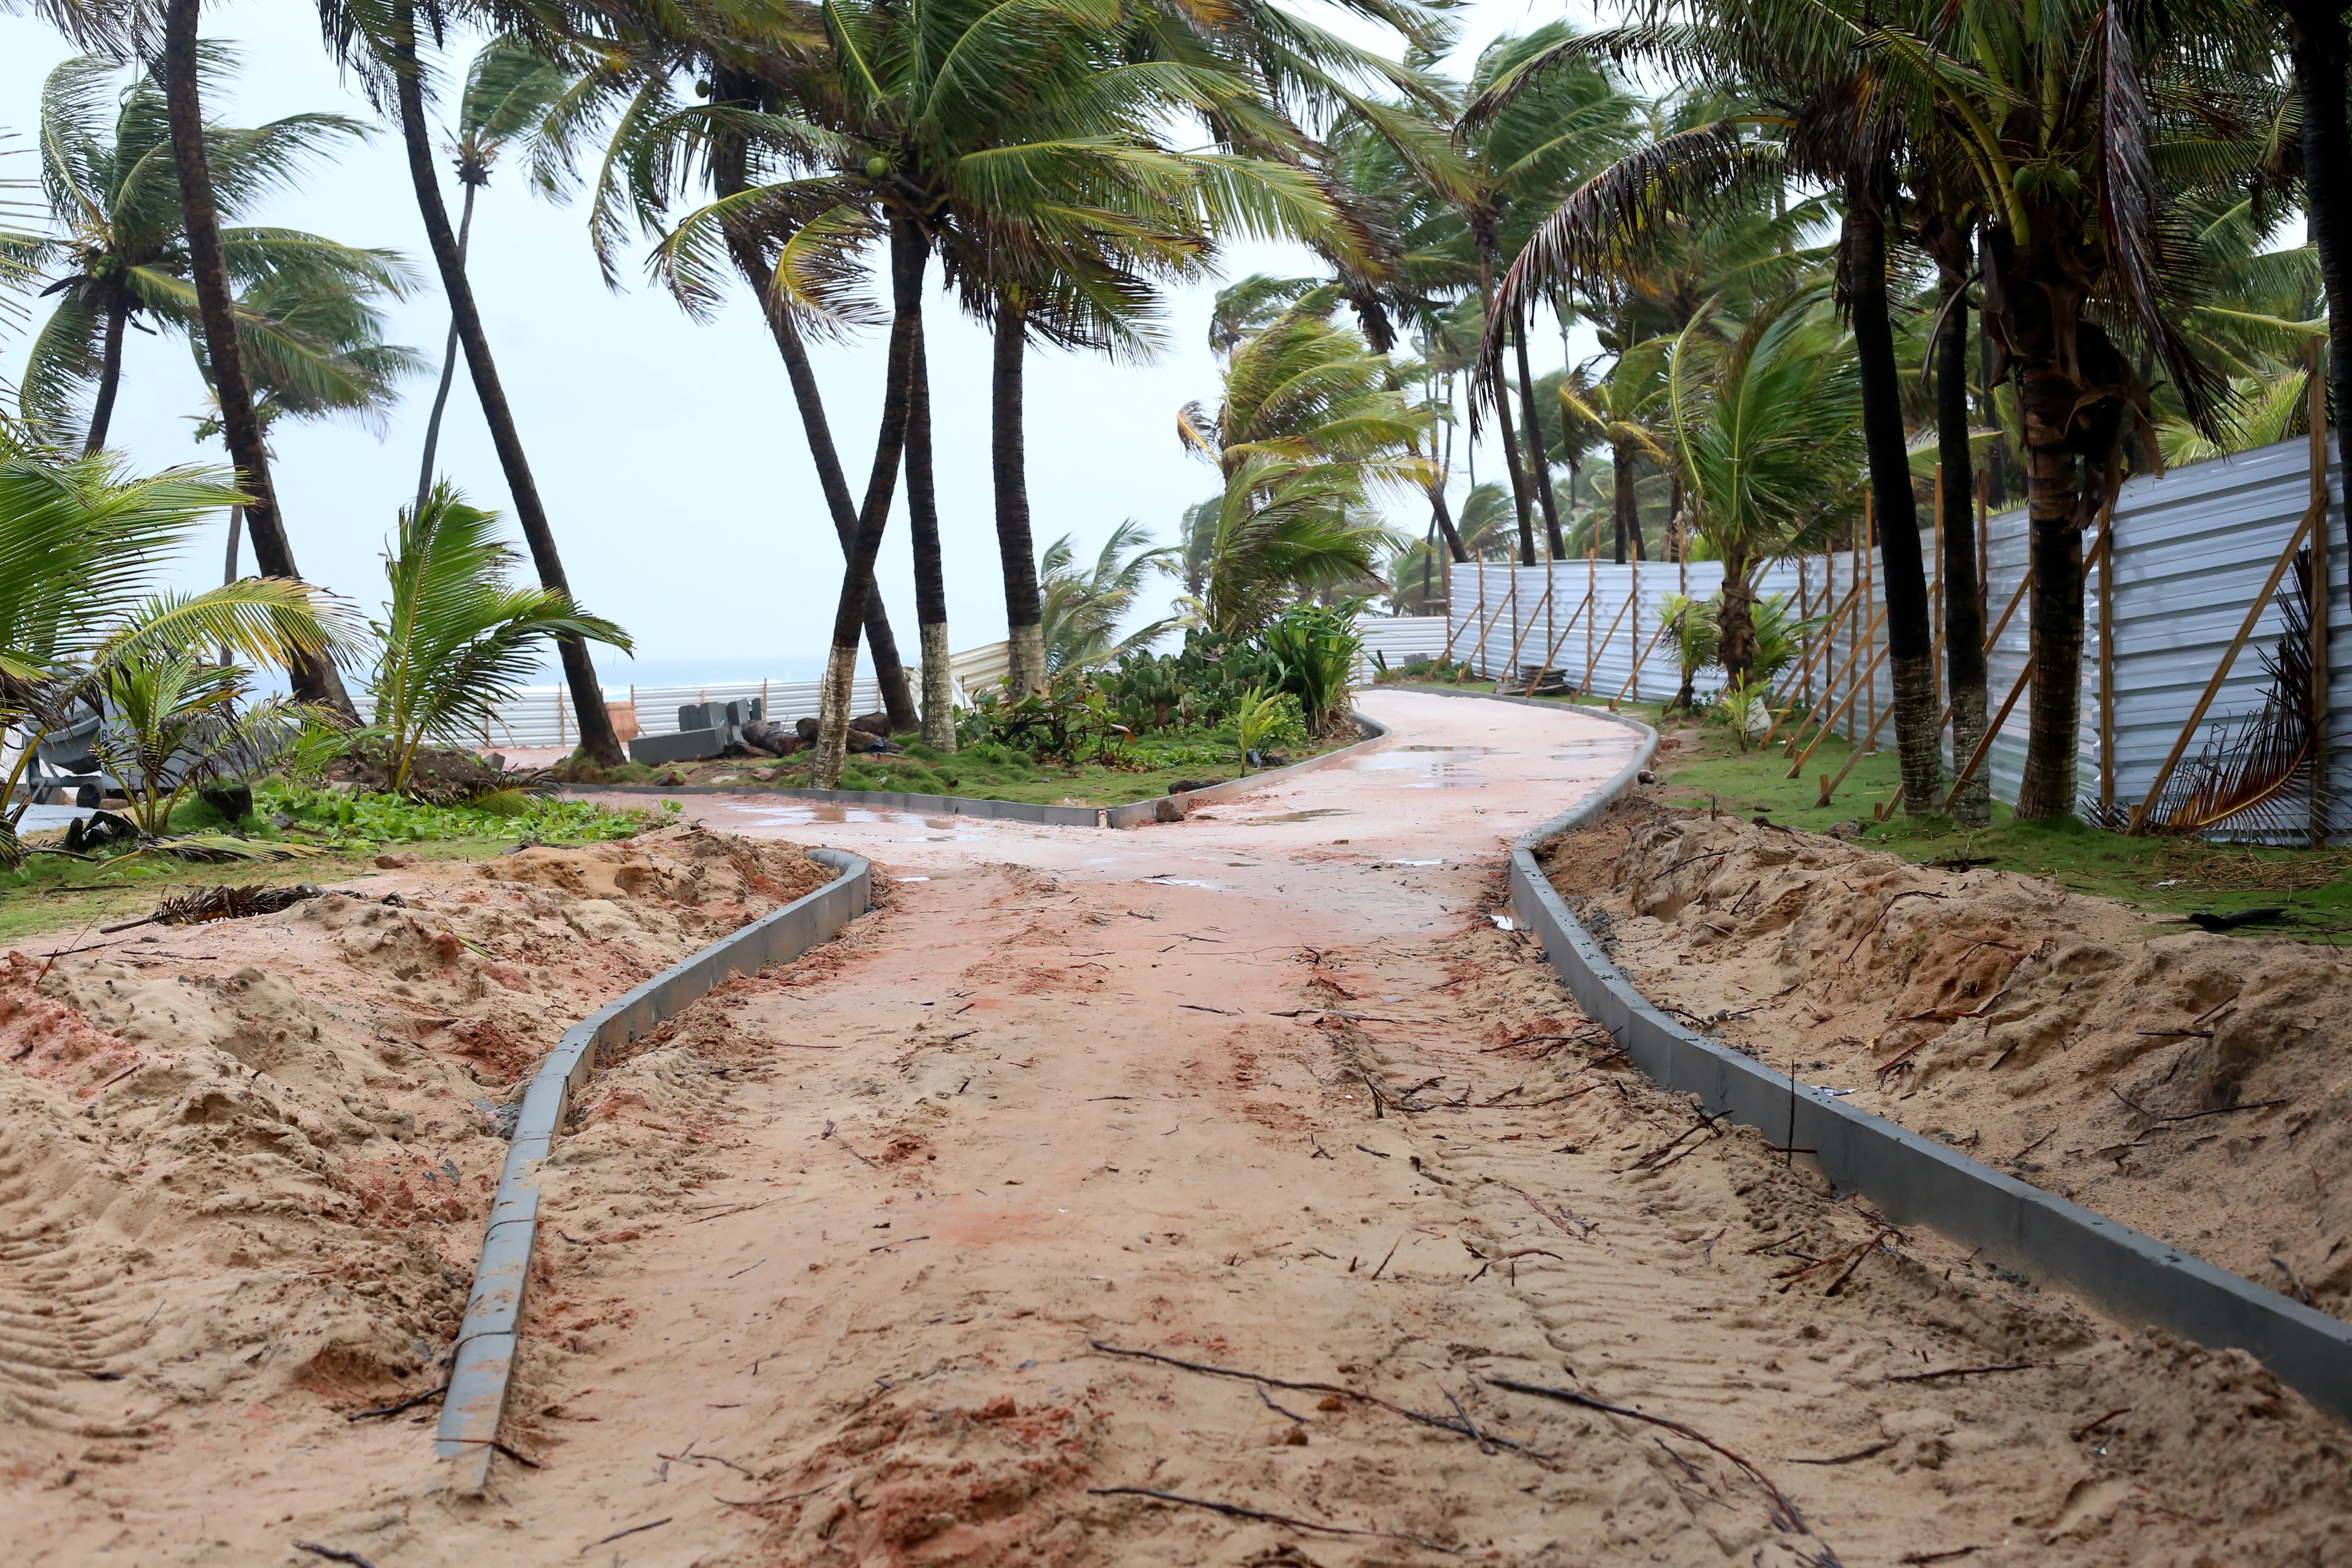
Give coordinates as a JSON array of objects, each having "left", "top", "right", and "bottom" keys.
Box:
[{"left": 44, "top": 692, "right": 2352, "bottom": 1565}]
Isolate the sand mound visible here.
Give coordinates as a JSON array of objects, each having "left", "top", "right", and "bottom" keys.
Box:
[
  {"left": 1541, "top": 800, "right": 2352, "bottom": 1320},
  {"left": 0, "top": 823, "right": 833, "bottom": 1498}
]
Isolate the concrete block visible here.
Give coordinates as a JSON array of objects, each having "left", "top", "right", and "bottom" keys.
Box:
[{"left": 630, "top": 727, "right": 727, "bottom": 765}]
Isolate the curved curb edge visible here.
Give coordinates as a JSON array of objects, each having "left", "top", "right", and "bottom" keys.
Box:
[
  {"left": 431, "top": 846, "right": 873, "bottom": 1492},
  {"left": 1456, "top": 688, "right": 2352, "bottom": 1427},
  {"left": 560, "top": 714, "right": 1391, "bottom": 830}
]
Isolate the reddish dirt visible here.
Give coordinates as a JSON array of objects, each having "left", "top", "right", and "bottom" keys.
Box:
[{"left": 4, "top": 692, "right": 2348, "bottom": 1566}]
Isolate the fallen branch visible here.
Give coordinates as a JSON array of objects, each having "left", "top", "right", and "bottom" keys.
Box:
[
  {"left": 1486, "top": 1376, "right": 1807, "bottom": 1535},
  {"left": 719, "top": 1481, "right": 836, "bottom": 1508},
  {"left": 1088, "top": 1340, "right": 1525, "bottom": 1454},
  {"left": 1087, "top": 1487, "right": 1463, "bottom": 1553},
  {"left": 346, "top": 1384, "right": 446, "bottom": 1421},
  {"left": 294, "top": 1545, "right": 378, "bottom": 1568},
  {"left": 1883, "top": 1362, "right": 2038, "bottom": 1384},
  {"left": 582, "top": 1517, "right": 671, "bottom": 1552},
  {"left": 1785, "top": 1438, "right": 1896, "bottom": 1466}
]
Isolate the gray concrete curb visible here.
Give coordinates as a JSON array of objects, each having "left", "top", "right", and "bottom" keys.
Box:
[
  {"left": 564, "top": 714, "right": 1390, "bottom": 830},
  {"left": 431, "top": 846, "right": 873, "bottom": 1491},
  {"left": 1472, "top": 689, "right": 2352, "bottom": 1426}
]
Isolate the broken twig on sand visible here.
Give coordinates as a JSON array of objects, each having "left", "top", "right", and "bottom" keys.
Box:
[
  {"left": 1088, "top": 1340, "right": 1527, "bottom": 1454},
  {"left": 1087, "top": 1487, "right": 1464, "bottom": 1553}
]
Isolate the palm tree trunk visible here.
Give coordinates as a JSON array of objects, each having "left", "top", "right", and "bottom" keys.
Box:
[
  {"left": 220, "top": 501, "right": 242, "bottom": 666},
  {"left": 1939, "top": 264, "right": 1991, "bottom": 827},
  {"left": 84, "top": 298, "right": 128, "bottom": 454},
  {"left": 2289, "top": 0, "right": 2352, "bottom": 443},
  {"left": 1478, "top": 248, "right": 1536, "bottom": 566},
  {"left": 1718, "top": 540, "right": 1755, "bottom": 683},
  {"left": 389, "top": 0, "right": 622, "bottom": 767},
  {"left": 2016, "top": 367, "right": 2085, "bottom": 818},
  {"left": 706, "top": 104, "right": 917, "bottom": 732},
  {"left": 1515, "top": 318, "right": 1565, "bottom": 559},
  {"left": 1978, "top": 306, "right": 2009, "bottom": 510},
  {"left": 414, "top": 181, "right": 474, "bottom": 522},
  {"left": 1845, "top": 193, "right": 1942, "bottom": 815},
  {"left": 813, "top": 217, "right": 925, "bottom": 787},
  {"left": 905, "top": 318, "right": 956, "bottom": 749},
  {"left": 159, "top": 0, "right": 355, "bottom": 720},
  {"left": 1426, "top": 482, "right": 1469, "bottom": 563},
  {"left": 992, "top": 306, "right": 1046, "bottom": 696},
  {"left": 1611, "top": 440, "right": 1638, "bottom": 564}
]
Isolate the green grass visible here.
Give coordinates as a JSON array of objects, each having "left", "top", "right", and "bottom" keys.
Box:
[
  {"left": 0, "top": 787, "right": 652, "bottom": 945},
  {"left": 1395, "top": 678, "right": 2352, "bottom": 940},
  {"left": 628, "top": 732, "right": 1351, "bottom": 808}
]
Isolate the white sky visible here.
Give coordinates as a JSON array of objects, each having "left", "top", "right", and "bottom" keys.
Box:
[{"left": 0, "top": 0, "right": 1600, "bottom": 685}]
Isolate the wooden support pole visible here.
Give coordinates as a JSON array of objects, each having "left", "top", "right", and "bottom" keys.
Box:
[
  {"left": 2098, "top": 496, "right": 2117, "bottom": 817},
  {"left": 1496, "top": 583, "right": 1555, "bottom": 690},
  {"left": 1821, "top": 613, "right": 1947, "bottom": 808},
  {"left": 1793, "top": 627, "right": 1895, "bottom": 783},
  {"left": 1452, "top": 569, "right": 1514, "bottom": 685},
  {"left": 1612, "top": 613, "right": 1679, "bottom": 707},
  {"left": 1945, "top": 505, "right": 2113, "bottom": 815},
  {"left": 2127, "top": 507, "right": 2321, "bottom": 833},
  {"left": 1763, "top": 579, "right": 1864, "bottom": 753},
  {"left": 1864, "top": 490, "right": 1877, "bottom": 749},
  {"left": 1525, "top": 589, "right": 1596, "bottom": 695},
  {"left": 1585, "top": 533, "right": 1596, "bottom": 692},
  {"left": 1785, "top": 602, "right": 1892, "bottom": 778},
  {"left": 2310, "top": 358, "right": 2333, "bottom": 848},
  {"left": 1629, "top": 552, "right": 1643, "bottom": 700},
  {"left": 1589, "top": 586, "right": 1637, "bottom": 705}
]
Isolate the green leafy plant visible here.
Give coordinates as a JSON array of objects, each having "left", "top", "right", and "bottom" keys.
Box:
[
  {"left": 91, "top": 650, "right": 334, "bottom": 836},
  {"left": 368, "top": 482, "right": 630, "bottom": 797},
  {"left": 1232, "top": 687, "right": 1308, "bottom": 771},
  {"left": 256, "top": 780, "right": 641, "bottom": 845},
  {"left": 1257, "top": 601, "right": 1363, "bottom": 740}
]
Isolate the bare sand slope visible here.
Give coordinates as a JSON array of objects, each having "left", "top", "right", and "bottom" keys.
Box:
[{"left": 10, "top": 692, "right": 2350, "bottom": 1567}]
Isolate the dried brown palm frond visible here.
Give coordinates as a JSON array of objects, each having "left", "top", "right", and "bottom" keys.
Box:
[
  {"left": 100, "top": 881, "right": 325, "bottom": 934},
  {"left": 2143, "top": 549, "right": 2322, "bottom": 839}
]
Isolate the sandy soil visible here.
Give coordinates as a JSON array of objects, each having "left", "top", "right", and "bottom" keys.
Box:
[
  {"left": 0, "top": 823, "right": 831, "bottom": 1560},
  {"left": 1539, "top": 793, "right": 2352, "bottom": 1323},
  {"left": 5, "top": 690, "right": 2349, "bottom": 1567}
]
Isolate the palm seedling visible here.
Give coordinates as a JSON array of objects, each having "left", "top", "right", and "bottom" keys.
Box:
[
  {"left": 15, "top": 49, "right": 395, "bottom": 453},
  {"left": 0, "top": 450, "right": 355, "bottom": 856},
  {"left": 90, "top": 647, "right": 329, "bottom": 837},
  {"left": 1037, "top": 521, "right": 1180, "bottom": 674},
  {"left": 1179, "top": 288, "right": 1421, "bottom": 634},
  {"left": 368, "top": 483, "right": 630, "bottom": 799}
]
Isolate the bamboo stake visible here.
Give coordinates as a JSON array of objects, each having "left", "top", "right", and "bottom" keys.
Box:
[
  {"left": 1435, "top": 554, "right": 1479, "bottom": 666},
  {"left": 1612, "top": 613, "right": 1679, "bottom": 707},
  {"left": 1452, "top": 569, "right": 1515, "bottom": 685},
  {"left": 2309, "top": 357, "right": 2333, "bottom": 848},
  {"left": 1799, "top": 557, "right": 1813, "bottom": 708},
  {"left": 1525, "top": 589, "right": 1596, "bottom": 695},
  {"left": 1821, "top": 612, "right": 1947, "bottom": 808},
  {"left": 1585, "top": 533, "right": 1596, "bottom": 692},
  {"left": 2098, "top": 499, "right": 2116, "bottom": 816},
  {"left": 1629, "top": 552, "right": 1643, "bottom": 699},
  {"left": 1496, "top": 583, "right": 1556, "bottom": 690},
  {"left": 1762, "top": 579, "right": 1865, "bottom": 752},
  {"left": 1946, "top": 504, "right": 2115, "bottom": 813},
  {"left": 1864, "top": 491, "right": 1877, "bottom": 749},
  {"left": 1788, "top": 617, "right": 1892, "bottom": 781},
  {"left": 1777, "top": 583, "right": 1877, "bottom": 756},
  {"left": 1588, "top": 588, "right": 1636, "bottom": 707},
  {"left": 2127, "top": 506, "right": 2321, "bottom": 833}
]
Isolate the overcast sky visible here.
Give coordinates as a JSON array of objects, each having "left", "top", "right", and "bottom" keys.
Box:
[{"left": 0, "top": 0, "right": 1595, "bottom": 687}]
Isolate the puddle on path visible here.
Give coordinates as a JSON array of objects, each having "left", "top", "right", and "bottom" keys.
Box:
[{"left": 1244, "top": 808, "right": 1353, "bottom": 824}]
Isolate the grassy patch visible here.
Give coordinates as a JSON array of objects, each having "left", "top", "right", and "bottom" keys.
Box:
[
  {"left": 0, "top": 788, "right": 651, "bottom": 946},
  {"left": 620, "top": 732, "right": 1357, "bottom": 808},
  {"left": 1396, "top": 678, "right": 2352, "bottom": 940}
]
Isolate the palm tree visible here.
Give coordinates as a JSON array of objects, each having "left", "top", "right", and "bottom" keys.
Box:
[
  {"left": 197, "top": 259, "right": 427, "bottom": 592},
  {"left": 1456, "top": 25, "right": 1642, "bottom": 564},
  {"left": 15, "top": 50, "right": 395, "bottom": 453},
  {"left": 1663, "top": 289, "right": 1862, "bottom": 685},
  {"left": 409, "top": 37, "right": 572, "bottom": 524},
  {"left": 1179, "top": 290, "right": 1421, "bottom": 632},
  {"left": 1038, "top": 520, "right": 1180, "bottom": 672},
  {"left": 377, "top": 0, "right": 627, "bottom": 769},
  {"left": 1853, "top": 0, "right": 2274, "bottom": 815},
  {"left": 650, "top": 0, "right": 1345, "bottom": 784},
  {"left": 370, "top": 481, "right": 631, "bottom": 797},
  {"left": 1562, "top": 336, "right": 1671, "bottom": 564},
  {"left": 147, "top": 0, "right": 356, "bottom": 718}
]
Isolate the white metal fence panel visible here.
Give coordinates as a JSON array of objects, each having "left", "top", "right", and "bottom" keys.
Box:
[
  {"left": 1442, "top": 435, "right": 2349, "bottom": 840},
  {"left": 476, "top": 677, "right": 885, "bottom": 750},
  {"left": 1355, "top": 615, "right": 1447, "bottom": 681}
]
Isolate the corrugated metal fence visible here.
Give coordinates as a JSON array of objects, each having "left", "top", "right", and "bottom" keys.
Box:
[{"left": 1448, "top": 434, "right": 2349, "bottom": 836}]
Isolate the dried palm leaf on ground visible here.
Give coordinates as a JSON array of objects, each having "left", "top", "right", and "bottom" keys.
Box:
[
  {"left": 2143, "top": 549, "right": 2321, "bottom": 839},
  {"left": 114, "top": 835, "right": 333, "bottom": 866},
  {"left": 101, "top": 882, "right": 326, "bottom": 934}
]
